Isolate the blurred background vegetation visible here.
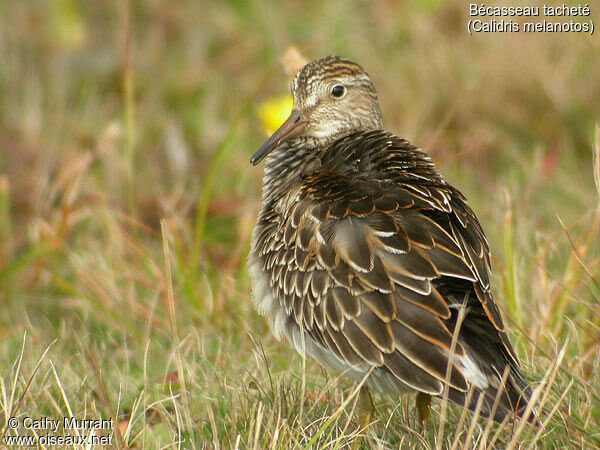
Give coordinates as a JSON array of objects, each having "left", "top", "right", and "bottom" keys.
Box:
[{"left": 0, "top": 0, "right": 599, "bottom": 447}]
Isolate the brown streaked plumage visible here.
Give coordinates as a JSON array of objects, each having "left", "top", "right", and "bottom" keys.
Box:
[{"left": 248, "top": 56, "right": 532, "bottom": 422}]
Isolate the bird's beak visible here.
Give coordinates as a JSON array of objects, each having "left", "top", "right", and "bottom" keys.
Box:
[{"left": 251, "top": 110, "right": 307, "bottom": 165}]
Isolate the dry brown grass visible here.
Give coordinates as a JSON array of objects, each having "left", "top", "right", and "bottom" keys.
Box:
[{"left": 0, "top": 0, "right": 599, "bottom": 448}]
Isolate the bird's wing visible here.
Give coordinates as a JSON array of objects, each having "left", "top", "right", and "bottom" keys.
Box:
[{"left": 270, "top": 169, "right": 513, "bottom": 394}]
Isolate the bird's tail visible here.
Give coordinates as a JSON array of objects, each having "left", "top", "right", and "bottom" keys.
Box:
[
  {"left": 445, "top": 305, "right": 535, "bottom": 423},
  {"left": 447, "top": 366, "right": 534, "bottom": 423}
]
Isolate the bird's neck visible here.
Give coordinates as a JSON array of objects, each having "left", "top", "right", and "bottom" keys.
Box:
[
  {"left": 260, "top": 142, "right": 321, "bottom": 206},
  {"left": 258, "top": 130, "right": 444, "bottom": 210}
]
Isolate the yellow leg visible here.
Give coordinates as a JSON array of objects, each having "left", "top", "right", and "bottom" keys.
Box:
[
  {"left": 416, "top": 392, "right": 431, "bottom": 429},
  {"left": 352, "top": 385, "right": 375, "bottom": 450},
  {"left": 358, "top": 385, "right": 375, "bottom": 428}
]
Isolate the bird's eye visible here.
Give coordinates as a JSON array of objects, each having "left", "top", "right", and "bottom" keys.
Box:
[{"left": 331, "top": 85, "right": 345, "bottom": 98}]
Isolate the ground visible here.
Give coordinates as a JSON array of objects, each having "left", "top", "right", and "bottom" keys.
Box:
[{"left": 0, "top": 0, "right": 599, "bottom": 448}]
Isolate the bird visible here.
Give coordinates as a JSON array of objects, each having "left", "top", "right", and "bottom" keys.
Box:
[{"left": 248, "top": 55, "right": 532, "bottom": 428}]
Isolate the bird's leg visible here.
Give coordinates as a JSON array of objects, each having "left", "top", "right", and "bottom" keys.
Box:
[
  {"left": 358, "top": 385, "right": 375, "bottom": 428},
  {"left": 352, "top": 385, "right": 375, "bottom": 450},
  {"left": 416, "top": 392, "right": 431, "bottom": 430}
]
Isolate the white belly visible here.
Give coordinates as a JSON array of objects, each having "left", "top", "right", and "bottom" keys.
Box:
[{"left": 247, "top": 256, "right": 413, "bottom": 395}]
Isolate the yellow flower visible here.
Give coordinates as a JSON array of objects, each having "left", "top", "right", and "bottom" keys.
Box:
[
  {"left": 257, "top": 96, "right": 293, "bottom": 136},
  {"left": 51, "top": 0, "right": 86, "bottom": 49}
]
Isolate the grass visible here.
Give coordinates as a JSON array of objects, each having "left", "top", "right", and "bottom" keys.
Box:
[{"left": 1, "top": 0, "right": 600, "bottom": 447}]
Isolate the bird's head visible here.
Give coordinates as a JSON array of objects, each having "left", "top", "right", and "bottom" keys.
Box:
[{"left": 251, "top": 56, "right": 383, "bottom": 165}]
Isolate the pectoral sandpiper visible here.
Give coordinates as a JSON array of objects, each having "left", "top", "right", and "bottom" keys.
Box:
[{"left": 248, "top": 56, "right": 532, "bottom": 429}]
